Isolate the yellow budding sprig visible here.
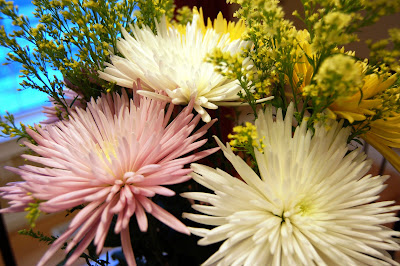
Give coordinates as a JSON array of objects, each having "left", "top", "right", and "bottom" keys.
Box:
[
  {"left": 376, "top": 82, "right": 400, "bottom": 118},
  {"left": 368, "top": 28, "right": 400, "bottom": 73},
  {"left": 207, "top": 48, "right": 264, "bottom": 118},
  {"left": 172, "top": 6, "right": 193, "bottom": 26},
  {"left": 24, "top": 197, "right": 42, "bottom": 228},
  {"left": 228, "top": 122, "right": 265, "bottom": 174},
  {"left": 0, "top": 0, "right": 143, "bottom": 115},
  {"left": 0, "top": 112, "right": 37, "bottom": 145},
  {"left": 134, "top": 0, "right": 175, "bottom": 34},
  {"left": 228, "top": 122, "right": 265, "bottom": 152},
  {"left": 228, "top": 0, "right": 303, "bottom": 112}
]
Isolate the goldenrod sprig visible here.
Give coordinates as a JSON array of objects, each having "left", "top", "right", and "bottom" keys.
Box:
[
  {"left": 0, "top": 0, "right": 139, "bottom": 112},
  {"left": 228, "top": 0, "right": 299, "bottom": 112},
  {"left": 18, "top": 229, "right": 109, "bottom": 265},
  {"left": 173, "top": 6, "right": 193, "bottom": 26},
  {"left": 368, "top": 28, "right": 400, "bottom": 73},
  {"left": 207, "top": 48, "right": 263, "bottom": 118},
  {"left": 24, "top": 198, "right": 42, "bottom": 228},
  {"left": 0, "top": 112, "right": 37, "bottom": 145},
  {"left": 134, "top": 0, "right": 175, "bottom": 33},
  {"left": 228, "top": 122, "right": 265, "bottom": 173}
]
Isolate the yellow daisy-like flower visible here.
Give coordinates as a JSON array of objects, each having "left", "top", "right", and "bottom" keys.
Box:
[
  {"left": 363, "top": 116, "right": 400, "bottom": 172},
  {"left": 292, "top": 29, "right": 400, "bottom": 172},
  {"left": 333, "top": 74, "right": 400, "bottom": 172},
  {"left": 193, "top": 7, "right": 245, "bottom": 41},
  {"left": 327, "top": 73, "right": 398, "bottom": 123},
  {"left": 292, "top": 30, "right": 314, "bottom": 92},
  {"left": 293, "top": 30, "right": 398, "bottom": 121},
  {"left": 174, "top": 7, "right": 246, "bottom": 41}
]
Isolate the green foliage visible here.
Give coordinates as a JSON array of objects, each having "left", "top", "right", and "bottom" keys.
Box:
[
  {"left": 368, "top": 28, "right": 400, "bottom": 73},
  {"left": 134, "top": 0, "right": 175, "bottom": 33},
  {"left": 0, "top": 0, "right": 178, "bottom": 141},
  {"left": 228, "top": 0, "right": 298, "bottom": 112},
  {"left": 0, "top": 112, "right": 37, "bottom": 144},
  {"left": 19, "top": 228, "right": 109, "bottom": 265},
  {"left": 207, "top": 48, "right": 263, "bottom": 118},
  {"left": 227, "top": 122, "right": 264, "bottom": 174},
  {"left": 0, "top": 0, "right": 131, "bottom": 108},
  {"left": 297, "top": 0, "right": 400, "bottom": 39},
  {"left": 173, "top": 6, "right": 193, "bottom": 26},
  {"left": 221, "top": 0, "right": 400, "bottom": 145},
  {"left": 19, "top": 228, "right": 58, "bottom": 244}
]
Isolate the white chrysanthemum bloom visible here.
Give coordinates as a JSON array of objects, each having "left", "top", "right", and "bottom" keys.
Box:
[
  {"left": 182, "top": 103, "right": 400, "bottom": 265},
  {"left": 98, "top": 13, "right": 250, "bottom": 122}
]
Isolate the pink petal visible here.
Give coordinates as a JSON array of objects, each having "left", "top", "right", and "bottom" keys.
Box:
[
  {"left": 145, "top": 186, "right": 175, "bottom": 196},
  {"left": 136, "top": 195, "right": 153, "bottom": 213},
  {"left": 135, "top": 203, "right": 148, "bottom": 232},
  {"left": 121, "top": 227, "right": 136, "bottom": 266},
  {"left": 37, "top": 227, "right": 76, "bottom": 266},
  {"left": 95, "top": 215, "right": 113, "bottom": 255},
  {"left": 192, "top": 147, "right": 220, "bottom": 161},
  {"left": 84, "top": 186, "right": 112, "bottom": 202},
  {"left": 162, "top": 175, "right": 192, "bottom": 185},
  {"left": 65, "top": 226, "right": 97, "bottom": 266},
  {"left": 69, "top": 200, "right": 103, "bottom": 228},
  {"left": 149, "top": 200, "right": 190, "bottom": 235},
  {"left": 66, "top": 205, "right": 103, "bottom": 253}
]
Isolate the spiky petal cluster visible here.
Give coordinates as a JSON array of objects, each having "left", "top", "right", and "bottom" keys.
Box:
[
  {"left": 2, "top": 88, "right": 217, "bottom": 266},
  {"left": 0, "top": 182, "right": 33, "bottom": 213},
  {"left": 182, "top": 103, "right": 400, "bottom": 265},
  {"left": 98, "top": 12, "right": 248, "bottom": 122}
]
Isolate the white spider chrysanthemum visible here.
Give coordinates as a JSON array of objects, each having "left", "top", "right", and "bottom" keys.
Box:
[
  {"left": 98, "top": 13, "right": 249, "bottom": 122},
  {"left": 182, "top": 103, "right": 400, "bottom": 266}
]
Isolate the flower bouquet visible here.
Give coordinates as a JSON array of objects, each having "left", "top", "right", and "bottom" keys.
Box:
[{"left": 1, "top": 0, "right": 400, "bottom": 265}]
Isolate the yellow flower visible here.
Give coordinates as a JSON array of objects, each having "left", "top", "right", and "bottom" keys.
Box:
[
  {"left": 292, "top": 29, "right": 400, "bottom": 172},
  {"left": 194, "top": 7, "right": 245, "bottom": 41},
  {"left": 329, "top": 72, "right": 400, "bottom": 172},
  {"left": 174, "top": 7, "right": 245, "bottom": 41},
  {"left": 293, "top": 30, "right": 398, "bottom": 122},
  {"left": 291, "top": 30, "right": 313, "bottom": 93},
  {"left": 328, "top": 73, "right": 397, "bottom": 123},
  {"left": 303, "top": 54, "right": 364, "bottom": 102},
  {"left": 228, "top": 122, "right": 264, "bottom": 152},
  {"left": 363, "top": 115, "right": 400, "bottom": 172}
]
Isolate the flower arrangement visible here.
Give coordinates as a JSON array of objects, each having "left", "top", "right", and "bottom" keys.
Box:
[{"left": 0, "top": 0, "right": 400, "bottom": 265}]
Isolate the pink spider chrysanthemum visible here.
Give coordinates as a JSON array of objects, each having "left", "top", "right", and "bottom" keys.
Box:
[{"left": 1, "top": 85, "right": 218, "bottom": 266}]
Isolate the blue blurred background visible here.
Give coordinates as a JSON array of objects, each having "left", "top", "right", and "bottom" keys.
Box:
[{"left": 0, "top": 0, "right": 53, "bottom": 132}]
